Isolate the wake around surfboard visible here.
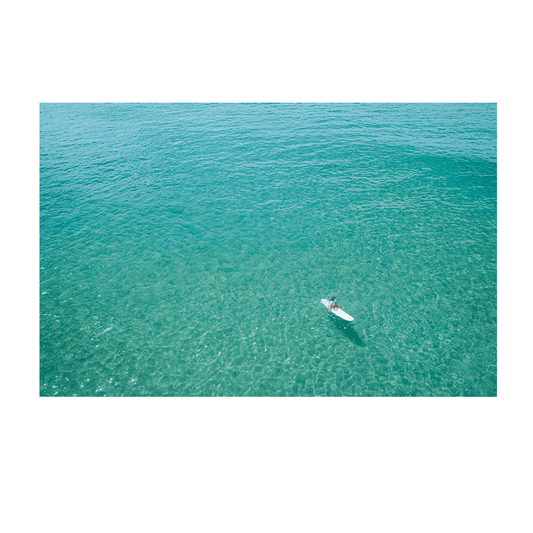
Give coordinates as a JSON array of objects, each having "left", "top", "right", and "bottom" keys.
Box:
[{"left": 321, "top": 299, "right": 354, "bottom": 321}]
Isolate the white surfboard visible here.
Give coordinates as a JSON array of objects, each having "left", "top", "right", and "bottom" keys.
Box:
[{"left": 321, "top": 299, "right": 354, "bottom": 321}]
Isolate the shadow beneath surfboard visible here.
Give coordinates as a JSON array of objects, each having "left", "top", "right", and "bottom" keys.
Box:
[{"left": 326, "top": 313, "right": 366, "bottom": 347}]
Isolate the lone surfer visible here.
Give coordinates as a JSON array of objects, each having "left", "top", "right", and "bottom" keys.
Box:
[{"left": 328, "top": 296, "right": 344, "bottom": 312}]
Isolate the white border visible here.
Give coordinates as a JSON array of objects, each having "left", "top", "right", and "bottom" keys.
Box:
[{"left": 18, "top": 84, "right": 516, "bottom": 417}]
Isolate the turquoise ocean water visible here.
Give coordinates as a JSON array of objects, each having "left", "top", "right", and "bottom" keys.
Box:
[{"left": 40, "top": 103, "right": 497, "bottom": 396}]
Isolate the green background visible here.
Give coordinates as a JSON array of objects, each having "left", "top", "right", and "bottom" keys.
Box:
[{"left": 0, "top": 1, "right": 532, "bottom": 532}]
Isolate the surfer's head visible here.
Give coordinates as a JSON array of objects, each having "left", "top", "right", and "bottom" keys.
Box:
[{"left": 330, "top": 296, "right": 335, "bottom": 300}]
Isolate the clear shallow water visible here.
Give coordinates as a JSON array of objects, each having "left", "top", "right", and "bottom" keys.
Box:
[{"left": 40, "top": 103, "right": 497, "bottom": 396}]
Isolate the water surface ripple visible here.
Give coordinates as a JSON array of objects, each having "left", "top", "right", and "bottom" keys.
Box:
[{"left": 40, "top": 103, "right": 497, "bottom": 396}]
